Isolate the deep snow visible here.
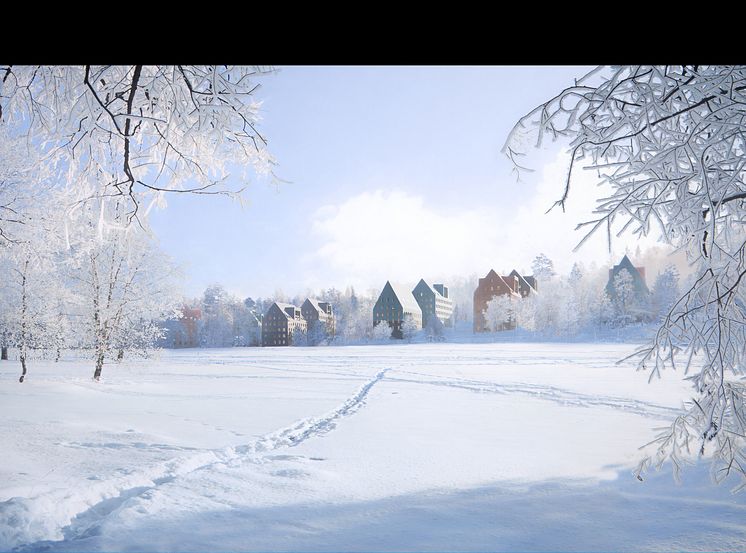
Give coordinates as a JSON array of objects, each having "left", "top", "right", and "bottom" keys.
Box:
[{"left": 0, "top": 343, "right": 744, "bottom": 551}]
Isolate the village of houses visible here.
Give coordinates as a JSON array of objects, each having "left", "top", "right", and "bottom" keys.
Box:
[{"left": 165, "top": 255, "right": 651, "bottom": 348}]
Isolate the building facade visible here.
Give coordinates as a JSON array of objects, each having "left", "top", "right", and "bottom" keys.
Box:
[
  {"left": 412, "top": 279, "right": 453, "bottom": 328},
  {"left": 261, "top": 302, "right": 308, "bottom": 347},
  {"left": 301, "top": 298, "right": 336, "bottom": 339},
  {"left": 473, "top": 270, "right": 521, "bottom": 333},
  {"left": 373, "top": 281, "right": 423, "bottom": 338}
]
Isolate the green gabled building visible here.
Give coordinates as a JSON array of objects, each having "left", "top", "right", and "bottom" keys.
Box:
[
  {"left": 605, "top": 255, "right": 649, "bottom": 300},
  {"left": 373, "top": 281, "right": 423, "bottom": 339}
]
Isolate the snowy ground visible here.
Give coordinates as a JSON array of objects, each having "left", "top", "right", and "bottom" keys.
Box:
[{"left": 1, "top": 343, "right": 744, "bottom": 551}]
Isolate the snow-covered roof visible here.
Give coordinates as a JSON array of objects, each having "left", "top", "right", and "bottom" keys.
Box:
[
  {"left": 304, "top": 298, "right": 323, "bottom": 312},
  {"left": 414, "top": 278, "right": 446, "bottom": 300},
  {"left": 272, "top": 302, "right": 299, "bottom": 319},
  {"left": 509, "top": 270, "right": 538, "bottom": 295},
  {"left": 388, "top": 282, "right": 423, "bottom": 315}
]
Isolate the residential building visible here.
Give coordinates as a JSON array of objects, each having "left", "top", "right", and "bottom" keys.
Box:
[
  {"left": 373, "top": 281, "right": 423, "bottom": 339},
  {"left": 261, "top": 302, "right": 308, "bottom": 347},
  {"left": 301, "top": 298, "right": 336, "bottom": 338},
  {"left": 473, "top": 270, "right": 521, "bottom": 332},
  {"left": 412, "top": 279, "right": 453, "bottom": 328},
  {"left": 606, "top": 255, "right": 648, "bottom": 298}
]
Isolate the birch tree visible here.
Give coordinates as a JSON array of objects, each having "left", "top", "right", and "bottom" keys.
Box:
[
  {"left": 68, "top": 203, "right": 180, "bottom": 380},
  {"left": 507, "top": 65, "right": 746, "bottom": 488}
]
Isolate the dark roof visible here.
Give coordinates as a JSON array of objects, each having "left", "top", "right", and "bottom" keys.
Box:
[
  {"left": 509, "top": 269, "right": 538, "bottom": 295},
  {"left": 606, "top": 256, "right": 649, "bottom": 297},
  {"left": 270, "top": 302, "right": 299, "bottom": 320}
]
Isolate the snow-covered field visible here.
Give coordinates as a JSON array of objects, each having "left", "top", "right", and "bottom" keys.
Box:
[{"left": 1, "top": 343, "right": 744, "bottom": 551}]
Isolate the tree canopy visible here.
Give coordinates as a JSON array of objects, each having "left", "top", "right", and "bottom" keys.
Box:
[{"left": 507, "top": 65, "right": 746, "bottom": 488}]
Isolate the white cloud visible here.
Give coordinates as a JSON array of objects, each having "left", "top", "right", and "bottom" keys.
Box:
[{"left": 304, "top": 152, "right": 665, "bottom": 291}]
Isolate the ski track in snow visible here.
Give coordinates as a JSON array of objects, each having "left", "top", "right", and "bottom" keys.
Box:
[
  {"left": 0, "top": 369, "right": 389, "bottom": 550},
  {"left": 387, "top": 368, "right": 681, "bottom": 420}
]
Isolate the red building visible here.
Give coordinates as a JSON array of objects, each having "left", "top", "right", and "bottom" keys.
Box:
[{"left": 473, "top": 269, "right": 536, "bottom": 332}]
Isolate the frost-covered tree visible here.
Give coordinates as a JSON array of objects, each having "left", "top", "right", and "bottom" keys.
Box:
[
  {"left": 231, "top": 302, "right": 261, "bottom": 347},
  {"left": 531, "top": 253, "right": 556, "bottom": 282},
  {"left": 6, "top": 246, "right": 58, "bottom": 382},
  {"left": 199, "top": 285, "right": 235, "bottom": 348},
  {"left": 507, "top": 65, "right": 746, "bottom": 487},
  {"left": 611, "top": 269, "right": 636, "bottom": 327},
  {"left": 443, "top": 274, "right": 477, "bottom": 325},
  {"left": 424, "top": 316, "right": 445, "bottom": 340},
  {"left": 306, "top": 320, "right": 327, "bottom": 346},
  {"left": 0, "top": 192, "right": 72, "bottom": 380},
  {"left": 372, "top": 320, "right": 392, "bottom": 342},
  {"left": 328, "top": 286, "right": 377, "bottom": 343},
  {"left": 0, "top": 66, "right": 274, "bottom": 225},
  {"left": 400, "top": 314, "right": 420, "bottom": 343},
  {"left": 651, "top": 266, "right": 680, "bottom": 321},
  {"left": 0, "top": 247, "right": 13, "bottom": 361},
  {"left": 514, "top": 294, "right": 536, "bottom": 331},
  {"left": 484, "top": 294, "right": 515, "bottom": 331},
  {"left": 67, "top": 203, "right": 180, "bottom": 380}
]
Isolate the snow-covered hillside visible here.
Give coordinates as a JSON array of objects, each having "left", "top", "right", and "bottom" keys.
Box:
[{"left": 1, "top": 344, "right": 744, "bottom": 551}]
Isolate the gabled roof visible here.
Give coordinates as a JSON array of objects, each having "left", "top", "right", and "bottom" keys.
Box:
[
  {"left": 270, "top": 302, "right": 298, "bottom": 320},
  {"left": 482, "top": 269, "right": 520, "bottom": 297},
  {"left": 509, "top": 269, "right": 539, "bottom": 295},
  {"left": 413, "top": 278, "right": 446, "bottom": 299},
  {"left": 501, "top": 279, "right": 521, "bottom": 298},
  {"left": 303, "top": 297, "right": 323, "bottom": 313},
  {"left": 386, "top": 281, "right": 423, "bottom": 314},
  {"left": 485, "top": 269, "right": 499, "bottom": 280},
  {"left": 303, "top": 298, "right": 332, "bottom": 316}
]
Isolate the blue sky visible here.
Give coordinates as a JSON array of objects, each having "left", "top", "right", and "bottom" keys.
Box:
[{"left": 150, "top": 66, "right": 660, "bottom": 300}]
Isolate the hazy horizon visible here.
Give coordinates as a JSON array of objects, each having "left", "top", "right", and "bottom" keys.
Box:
[{"left": 149, "top": 66, "right": 670, "bottom": 301}]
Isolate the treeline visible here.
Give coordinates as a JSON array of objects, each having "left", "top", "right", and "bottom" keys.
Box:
[
  {"left": 484, "top": 256, "right": 684, "bottom": 336},
  {"left": 166, "top": 284, "right": 384, "bottom": 347},
  {"left": 0, "top": 197, "right": 180, "bottom": 382}
]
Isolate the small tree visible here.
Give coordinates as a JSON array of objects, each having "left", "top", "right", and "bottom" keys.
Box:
[
  {"left": 200, "top": 285, "right": 235, "bottom": 348},
  {"left": 514, "top": 294, "right": 536, "bottom": 331},
  {"left": 306, "top": 320, "right": 327, "bottom": 346},
  {"left": 484, "top": 295, "right": 515, "bottom": 332},
  {"left": 68, "top": 203, "right": 180, "bottom": 380},
  {"left": 424, "top": 316, "right": 445, "bottom": 341},
  {"left": 611, "top": 269, "right": 637, "bottom": 327},
  {"left": 531, "top": 253, "right": 556, "bottom": 282},
  {"left": 651, "top": 266, "right": 680, "bottom": 321},
  {"left": 401, "top": 314, "right": 420, "bottom": 343},
  {"left": 372, "top": 320, "right": 392, "bottom": 342}
]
